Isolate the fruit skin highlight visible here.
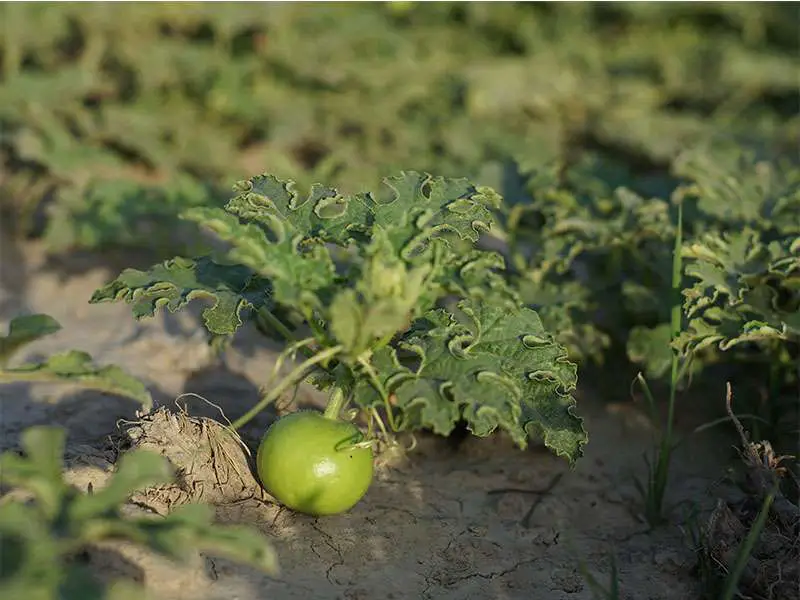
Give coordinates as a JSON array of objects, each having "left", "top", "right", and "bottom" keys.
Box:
[{"left": 256, "top": 410, "right": 374, "bottom": 516}]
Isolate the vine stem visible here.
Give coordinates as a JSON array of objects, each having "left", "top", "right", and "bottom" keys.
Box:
[
  {"left": 323, "top": 387, "right": 347, "bottom": 420},
  {"left": 358, "top": 356, "right": 399, "bottom": 432},
  {"left": 231, "top": 345, "right": 342, "bottom": 430},
  {"left": 256, "top": 307, "right": 316, "bottom": 360}
]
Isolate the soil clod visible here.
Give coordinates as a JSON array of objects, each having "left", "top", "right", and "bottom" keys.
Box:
[{"left": 116, "top": 405, "right": 273, "bottom": 515}]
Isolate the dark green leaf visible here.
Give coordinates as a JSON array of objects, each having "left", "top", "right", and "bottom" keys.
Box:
[
  {"left": 354, "top": 300, "right": 586, "bottom": 464},
  {"left": 69, "top": 451, "right": 173, "bottom": 522},
  {"left": 0, "top": 427, "right": 68, "bottom": 519},
  {"left": 0, "top": 502, "right": 63, "bottom": 600},
  {"left": 91, "top": 256, "right": 272, "bottom": 336}
]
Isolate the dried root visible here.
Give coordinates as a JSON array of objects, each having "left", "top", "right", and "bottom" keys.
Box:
[{"left": 699, "top": 383, "right": 799, "bottom": 600}]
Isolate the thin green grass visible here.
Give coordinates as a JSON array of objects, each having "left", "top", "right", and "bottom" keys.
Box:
[
  {"left": 634, "top": 200, "right": 685, "bottom": 527},
  {"left": 682, "top": 481, "right": 778, "bottom": 599},
  {"left": 719, "top": 484, "right": 777, "bottom": 600},
  {"left": 578, "top": 553, "right": 621, "bottom": 600}
]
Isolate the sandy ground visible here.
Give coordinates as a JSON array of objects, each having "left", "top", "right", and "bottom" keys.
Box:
[{"left": 0, "top": 238, "right": 735, "bottom": 600}]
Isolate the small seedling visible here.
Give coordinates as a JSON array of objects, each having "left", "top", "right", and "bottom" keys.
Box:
[
  {"left": 0, "top": 314, "right": 152, "bottom": 409},
  {"left": 633, "top": 199, "right": 686, "bottom": 527},
  {"left": 578, "top": 553, "right": 621, "bottom": 600}
]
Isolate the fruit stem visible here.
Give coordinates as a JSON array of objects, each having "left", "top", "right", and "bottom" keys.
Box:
[
  {"left": 323, "top": 387, "right": 347, "bottom": 421},
  {"left": 232, "top": 345, "right": 343, "bottom": 430}
]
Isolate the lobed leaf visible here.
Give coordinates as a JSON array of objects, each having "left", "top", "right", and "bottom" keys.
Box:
[
  {"left": 678, "top": 230, "right": 800, "bottom": 352},
  {"left": 353, "top": 299, "right": 586, "bottom": 464},
  {"left": 90, "top": 256, "right": 272, "bottom": 336},
  {"left": 224, "top": 171, "right": 499, "bottom": 253},
  {"left": 674, "top": 148, "right": 800, "bottom": 232},
  {"left": 180, "top": 207, "right": 336, "bottom": 313},
  {"left": 94, "top": 170, "right": 587, "bottom": 460}
]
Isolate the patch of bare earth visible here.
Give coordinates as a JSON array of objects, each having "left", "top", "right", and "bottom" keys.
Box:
[{"left": 0, "top": 240, "right": 750, "bottom": 600}]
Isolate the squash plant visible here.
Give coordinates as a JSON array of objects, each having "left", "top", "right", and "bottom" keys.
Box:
[{"left": 92, "top": 172, "right": 587, "bottom": 514}]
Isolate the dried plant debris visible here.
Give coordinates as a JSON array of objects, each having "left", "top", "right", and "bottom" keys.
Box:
[
  {"left": 115, "top": 405, "right": 273, "bottom": 515},
  {"left": 699, "top": 384, "right": 799, "bottom": 600}
]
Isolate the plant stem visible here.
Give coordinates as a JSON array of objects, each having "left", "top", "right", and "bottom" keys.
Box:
[
  {"left": 323, "top": 387, "right": 347, "bottom": 420},
  {"left": 639, "top": 200, "right": 685, "bottom": 527},
  {"left": 256, "top": 307, "right": 315, "bottom": 360},
  {"left": 358, "top": 356, "right": 399, "bottom": 432},
  {"left": 231, "top": 345, "right": 342, "bottom": 430},
  {"left": 665, "top": 200, "right": 684, "bottom": 445},
  {"left": 650, "top": 199, "right": 684, "bottom": 524}
]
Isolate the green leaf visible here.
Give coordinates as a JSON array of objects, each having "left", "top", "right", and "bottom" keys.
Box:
[
  {"left": 93, "top": 170, "right": 585, "bottom": 460},
  {"left": 354, "top": 299, "right": 586, "bottom": 464},
  {"left": 178, "top": 172, "right": 500, "bottom": 318},
  {"left": 627, "top": 324, "right": 674, "bottom": 379},
  {"left": 0, "top": 350, "right": 153, "bottom": 410},
  {"left": 0, "top": 424, "right": 278, "bottom": 599},
  {"left": 679, "top": 229, "right": 799, "bottom": 353},
  {"left": 501, "top": 155, "right": 676, "bottom": 366},
  {"left": 0, "top": 427, "right": 68, "bottom": 519},
  {"left": 0, "top": 501, "right": 63, "bottom": 600},
  {"left": 674, "top": 147, "right": 800, "bottom": 231},
  {"left": 69, "top": 450, "right": 173, "bottom": 522},
  {"left": 43, "top": 176, "right": 217, "bottom": 253},
  {"left": 517, "top": 278, "right": 611, "bottom": 364},
  {"left": 180, "top": 207, "right": 336, "bottom": 314},
  {"left": 90, "top": 256, "right": 272, "bottom": 336},
  {"left": 328, "top": 228, "right": 439, "bottom": 358},
  {"left": 223, "top": 171, "right": 498, "bottom": 252},
  {"left": 127, "top": 503, "right": 279, "bottom": 574},
  {"left": 0, "top": 314, "right": 62, "bottom": 366}
]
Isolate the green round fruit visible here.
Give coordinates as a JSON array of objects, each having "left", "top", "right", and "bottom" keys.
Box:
[{"left": 256, "top": 411, "right": 374, "bottom": 516}]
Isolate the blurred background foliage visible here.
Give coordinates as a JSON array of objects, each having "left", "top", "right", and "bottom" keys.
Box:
[{"left": 1, "top": 2, "right": 797, "bottom": 250}]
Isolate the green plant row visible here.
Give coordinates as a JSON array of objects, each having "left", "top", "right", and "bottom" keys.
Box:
[
  {"left": 502, "top": 147, "right": 799, "bottom": 445},
  {"left": 1, "top": 3, "right": 797, "bottom": 251}
]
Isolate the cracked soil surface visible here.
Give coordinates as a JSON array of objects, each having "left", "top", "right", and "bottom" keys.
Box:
[{"left": 1, "top": 240, "right": 732, "bottom": 600}]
